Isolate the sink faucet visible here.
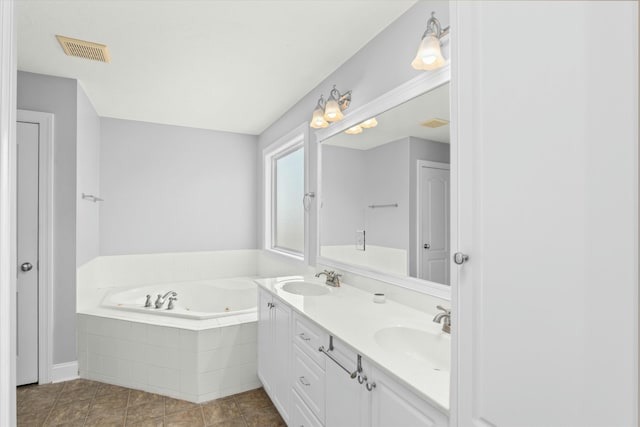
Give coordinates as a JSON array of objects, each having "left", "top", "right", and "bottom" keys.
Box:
[
  {"left": 433, "top": 305, "right": 451, "bottom": 334},
  {"left": 315, "top": 270, "right": 342, "bottom": 287},
  {"left": 155, "top": 291, "right": 177, "bottom": 309}
]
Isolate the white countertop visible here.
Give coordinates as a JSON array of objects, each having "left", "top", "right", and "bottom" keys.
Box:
[{"left": 254, "top": 275, "right": 451, "bottom": 413}]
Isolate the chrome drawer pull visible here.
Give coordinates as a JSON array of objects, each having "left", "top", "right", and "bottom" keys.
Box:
[
  {"left": 299, "top": 376, "right": 311, "bottom": 386},
  {"left": 298, "top": 333, "right": 311, "bottom": 341}
]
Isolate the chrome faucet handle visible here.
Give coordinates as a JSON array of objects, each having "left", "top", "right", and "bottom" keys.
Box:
[
  {"left": 155, "top": 294, "right": 164, "bottom": 309},
  {"left": 436, "top": 305, "right": 450, "bottom": 314},
  {"left": 315, "top": 269, "right": 334, "bottom": 278},
  {"left": 144, "top": 295, "right": 152, "bottom": 308},
  {"left": 167, "top": 297, "right": 178, "bottom": 310}
]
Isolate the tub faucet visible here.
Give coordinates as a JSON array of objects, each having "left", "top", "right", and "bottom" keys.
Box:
[
  {"left": 433, "top": 305, "right": 451, "bottom": 334},
  {"left": 167, "top": 296, "right": 178, "bottom": 310},
  {"left": 144, "top": 295, "right": 152, "bottom": 308},
  {"left": 315, "top": 270, "right": 342, "bottom": 287},
  {"left": 155, "top": 291, "right": 177, "bottom": 309}
]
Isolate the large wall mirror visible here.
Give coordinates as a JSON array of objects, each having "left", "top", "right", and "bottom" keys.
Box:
[{"left": 318, "top": 77, "right": 450, "bottom": 292}]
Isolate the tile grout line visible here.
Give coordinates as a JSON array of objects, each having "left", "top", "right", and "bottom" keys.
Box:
[
  {"left": 199, "top": 404, "right": 206, "bottom": 426},
  {"left": 81, "top": 384, "right": 99, "bottom": 427},
  {"left": 233, "top": 395, "right": 249, "bottom": 427}
]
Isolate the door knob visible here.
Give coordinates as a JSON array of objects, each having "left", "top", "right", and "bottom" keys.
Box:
[
  {"left": 20, "top": 262, "right": 33, "bottom": 272},
  {"left": 453, "top": 252, "right": 469, "bottom": 265},
  {"left": 423, "top": 243, "right": 430, "bottom": 249}
]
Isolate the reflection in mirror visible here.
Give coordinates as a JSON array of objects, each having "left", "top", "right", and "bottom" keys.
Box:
[{"left": 320, "top": 82, "right": 450, "bottom": 285}]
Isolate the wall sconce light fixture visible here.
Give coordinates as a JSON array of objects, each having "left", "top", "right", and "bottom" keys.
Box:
[
  {"left": 411, "top": 11, "right": 449, "bottom": 71},
  {"left": 309, "top": 85, "right": 352, "bottom": 128},
  {"left": 310, "top": 95, "right": 329, "bottom": 129}
]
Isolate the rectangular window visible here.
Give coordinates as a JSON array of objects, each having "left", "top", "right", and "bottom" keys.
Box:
[{"left": 271, "top": 144, "right": 304, "bottom": 256}]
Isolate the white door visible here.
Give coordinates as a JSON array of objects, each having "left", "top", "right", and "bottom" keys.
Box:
[
  {"left": 419, "top": 163, "right": 449, "bottom": 285},
  {"left": 453, "top": 2, "right": 638, "bottom": 426},
  {"left": 16, "top": 120, "right": 39, "bottom": 386}
]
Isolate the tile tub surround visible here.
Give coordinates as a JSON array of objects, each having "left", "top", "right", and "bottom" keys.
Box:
[
  {"left": 17, "top": 379, "right": 285, "bottom": 426},
  {"left": 256, "top": 275, "right": 451, "bottom": 412},
  {"left": 77, "top": 314, "right": 260, "bottom": 404}
]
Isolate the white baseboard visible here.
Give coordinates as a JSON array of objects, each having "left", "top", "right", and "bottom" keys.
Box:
[{"left": 51, "top": 361, "right": 78, "bottom": 383}]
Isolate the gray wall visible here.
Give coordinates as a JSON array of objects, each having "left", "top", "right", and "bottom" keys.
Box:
[
  {"left": 364, "top": 139, "right": 409, "bottom": 249},
  {"left": 257, "top": 1, "right": 450, "bottom": 265},
  {"left": 76, "top": 84, "right": 101, "bottom": 266},
  {"left": 100, "top": 118, "right": 258, "bottom": 255},
  {"left": 320, "top": 145, "right": 365, "bottom": 246},
  {"left": 17, "top": 71, "right": 78, "bottom": 365}
]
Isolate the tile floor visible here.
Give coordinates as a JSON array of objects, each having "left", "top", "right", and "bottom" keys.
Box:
[{"left": 17, "top": 379, "right": 285, "bottom": 427}]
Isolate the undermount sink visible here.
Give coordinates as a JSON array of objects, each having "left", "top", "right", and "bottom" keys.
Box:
[
  {"left": 281, "top": 281, "right": 330, "bottom": 296},
  {"left": 374, "top": 326, "right": 450, "bottom": 370}
]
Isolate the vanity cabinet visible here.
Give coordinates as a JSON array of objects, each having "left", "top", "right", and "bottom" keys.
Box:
[
  {"left": 257, "top": 287, "right": 448, "bottom": 427},
  {"left": 257, "top": 288, "right": 291, "bottom": 423}
]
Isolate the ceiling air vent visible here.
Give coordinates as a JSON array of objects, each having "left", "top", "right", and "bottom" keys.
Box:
[
  {"left": 420, "top": 118, "right": 449, "bottom": 128},
  {"left": 55, "top": 35, "right": 111, "bottom": 63}
]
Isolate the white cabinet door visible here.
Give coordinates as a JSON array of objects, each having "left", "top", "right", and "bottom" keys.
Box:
[
  {"left": 257, "top": 289, "right": 274, "bottom": 394},
  {"left": 325, "top": 338, "right": 369, "bottom": 427},
  {"left": 270, "top": 297, "right": 291, "bottom": 421},
  {"left": 370, "top": 367, "right": 448, "bottom": 427},
  {"left": 453, "top": 2, "right": 638, "bottom": 426},
  {"left": 257, "top": 289, "right": 292, "bottom": 423}
]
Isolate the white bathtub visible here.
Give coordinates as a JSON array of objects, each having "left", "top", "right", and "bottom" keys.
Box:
[{"left": 101, "top": 278, "right": 257, "bottom": 320}]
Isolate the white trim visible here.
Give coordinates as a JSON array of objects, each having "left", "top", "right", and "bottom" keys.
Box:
[
  {"left": 263, "top": 122, "right": 309, "bottom": 263},
  {"left": 51, "top": 361, "right": 78, "bottom": 383},
  {"left": 0, "top": 0, "right": 16, "bottom": 425},
  {"left": 314, "top": 65, "right": 452, "bottom": 299},
  {"left": 448, "top": 2, "right": 463, "bottom": 423},
  {"left": 415, "top": 160, "right": 450, "bottom": 281},
  {"left": 17, "top": 110, "right": 55, "bottom": 385}
]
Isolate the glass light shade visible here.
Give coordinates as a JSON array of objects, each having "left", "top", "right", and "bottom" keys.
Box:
[
  {"left": 324, "top": 98, "right": 344, "bottom": 122},
  {"left": 411, "top": 34, "right": 446, "bottom": 70},
  {"left": 360, "top": 117, "right": 378, "bottom": 128},
  {"left": 310, "top": 107, "right": 328, "bottom": 128},
  {"left": 345, "top": 125, "right": 362, "bottom": 135}
]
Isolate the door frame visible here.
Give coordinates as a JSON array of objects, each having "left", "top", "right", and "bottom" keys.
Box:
[
  {"left": 0, "top": 0, "right": 17, "bottom": 424},
  {"left": 17, "top": 109, "right": 54, "bottom": 384},
  {"left": 415, "top": 160, "right": 450, "bottom": 281}
]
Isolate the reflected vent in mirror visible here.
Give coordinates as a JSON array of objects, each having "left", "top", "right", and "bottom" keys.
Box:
[
  {"left": 420, "top": 118, "right": 449, "bottom": 128},
  {"left": 56, "top": 35, "right": 111, "bottom": 63}
]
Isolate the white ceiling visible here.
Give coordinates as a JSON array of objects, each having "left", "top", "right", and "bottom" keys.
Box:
[
  {"left": 16, "top": 0, "right": 416, "bottom": 135},
  {"left": 324, "top": 81, "right": 450, "bottom": 150}
]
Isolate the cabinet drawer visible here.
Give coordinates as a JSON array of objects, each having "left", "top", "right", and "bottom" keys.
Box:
[
  {"left": 293, "top": 344, "right": 325, "bottom": 422},
  {"left": 292, "top": 389, "right": 323, "bottom": 427},
  {"left": 293, "top": 313, "right": 326, "bottom": 367}
]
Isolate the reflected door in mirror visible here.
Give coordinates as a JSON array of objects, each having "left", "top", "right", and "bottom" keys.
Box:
[{"left": 418, "top": 163, "right": 449, "bottom": 284}]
